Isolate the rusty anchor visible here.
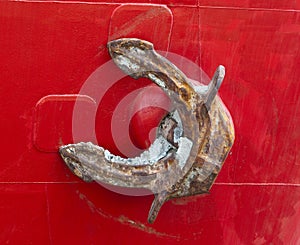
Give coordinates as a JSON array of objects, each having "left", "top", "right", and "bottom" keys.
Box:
[{"left": 59, "top": 38, "right": 235, "bottom": 223}]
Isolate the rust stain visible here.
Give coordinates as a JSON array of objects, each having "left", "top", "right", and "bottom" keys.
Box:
[
  {"left": 171, "top": 194, "right": 209, "bottom": 206},
  {"left": 77, "top": 191, "right": 180, "bottom": 240},
  {"left": 117, "top": 215, "right": 179, "bottom": 239}
]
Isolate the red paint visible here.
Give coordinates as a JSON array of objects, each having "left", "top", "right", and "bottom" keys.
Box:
[
  {"left": 108, "top": 4, "right": 173, "bottom": 51},
  {"left": 34, "top": 94, "right": 97, "bottom": 152},
  {"left": 129, "top": 84, "right": 171, "bottom": 149},
  {"left": 0, "top": 1, "right": 299, "bottom": 244}
]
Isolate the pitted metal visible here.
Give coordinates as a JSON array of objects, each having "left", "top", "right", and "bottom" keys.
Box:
[{"left": 59, "top": 38, "right": 235, "bottom": 223}]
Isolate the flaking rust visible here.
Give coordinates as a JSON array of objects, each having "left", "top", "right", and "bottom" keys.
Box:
[{"left": 59, "top": 38, "right": 235, "bottom": 223}]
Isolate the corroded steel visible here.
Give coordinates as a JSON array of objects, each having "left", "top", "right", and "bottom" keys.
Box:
[{"left": 59, "top": 38, "right": 235, "bottom": 223}]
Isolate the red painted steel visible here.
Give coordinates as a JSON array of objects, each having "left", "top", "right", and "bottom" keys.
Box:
[{"left": 0, "top": 1, "right": 299, "bottom": 244}]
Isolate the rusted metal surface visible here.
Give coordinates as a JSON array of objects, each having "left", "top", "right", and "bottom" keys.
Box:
[{"left": 59, "top": 38, "right": 235, "bottom": 223}]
